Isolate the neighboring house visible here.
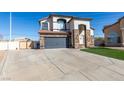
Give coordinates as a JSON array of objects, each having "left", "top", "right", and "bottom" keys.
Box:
[
  {"left": 15, "top": 37, "right": 34, "bottom": 49},
  {"left": 39, "top": 14, "right": 94, "bottom": 49},
  {"left": 103, "top": 17, "right": 124, "bottom": 47}
]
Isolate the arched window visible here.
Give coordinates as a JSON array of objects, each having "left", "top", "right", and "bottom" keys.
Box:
[
  {"left": 107, "top": 31, "right": 120, "bottom": 43},
  {"left": 78, "top": 24, "right": 86, "bottom": 34},
  {"left": 57, "top": 19, "right": 66, "bottom": 30}
]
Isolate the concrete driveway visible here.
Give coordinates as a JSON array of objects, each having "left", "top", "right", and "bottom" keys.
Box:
[
  {"left": 0, "top": 51, "right": 5, "bottom": 61},
  {"left": 0, "top": 49, "right": 124, "bottom": 81}
]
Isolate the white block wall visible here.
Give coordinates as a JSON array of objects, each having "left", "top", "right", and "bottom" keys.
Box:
[
  {"left": 0, "top": 41, "right": 19, "bottom": 50},
  {"left": 0, "top": 42, "right": 8, "bottom": 50},
  {"left": 8, "top": 41, "right": 19, "bottom": 50}
]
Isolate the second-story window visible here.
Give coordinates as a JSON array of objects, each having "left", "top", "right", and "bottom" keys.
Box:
[
  {"left": 57, "top": 19, "right": 66, "bottom": 30},
  {"left": 42, "top": 22, "right": 48, "bottom": 30}
]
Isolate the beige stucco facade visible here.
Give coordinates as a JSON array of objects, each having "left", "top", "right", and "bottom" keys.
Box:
[
  {"left": 19, "top": 41, "right": 34, "bottom": 49},
  {"left": 15, "top": 38, "right": 34, "bottom": 49}
]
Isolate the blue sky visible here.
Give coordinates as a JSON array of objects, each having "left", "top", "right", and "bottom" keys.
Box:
[{"left": 0, "top": 12, "right": 124, "bottom": 40}]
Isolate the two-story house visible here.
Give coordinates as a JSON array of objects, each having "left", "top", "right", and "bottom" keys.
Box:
[
  {"left": 103, "top": 16, "right": 124, "bottom": 47},
  {"left": 39, "top": 14, "right": 94, "bottom": 48}
]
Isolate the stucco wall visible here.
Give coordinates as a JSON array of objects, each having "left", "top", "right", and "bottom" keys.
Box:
[
  {"left": 0, "top": 41, "right": 19, "bottom": 50},
  {"left": 20, "top": 41, "right": 34, "bottom": 49},
  {"left": 0, "top": 41, "right": 8, "bottom": 50},
  {"left": 74, "top": 20, "right": 90, "bottom": 30},
  {"left": 90, "top": 29, "right": 94, "bottom": 36},
  {"left": 0, "top": 41, "right": 34, "bottom": 50},
  {"left": 73, "top": 20, "right": 94, "bottom": 36}
]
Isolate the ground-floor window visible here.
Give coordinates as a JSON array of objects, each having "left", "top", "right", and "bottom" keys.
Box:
[
  {"left": 107, "top": 37, "right": 120, "bottom": 43},
  {"left": 107, "top": 31, "right": 121, "bottom": 43}
]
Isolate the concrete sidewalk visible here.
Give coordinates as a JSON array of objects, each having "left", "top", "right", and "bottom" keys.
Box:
[
  {"left": 0, "top": 49, "right": 124, "bottom": 81},
  {"left": 107, "top": 47, "right": 124, "bottom": 51}
]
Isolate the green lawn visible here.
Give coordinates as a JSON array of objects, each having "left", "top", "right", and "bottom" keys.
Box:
[{"left": 81, "top": 47, "right": 124, "bottom": 60}]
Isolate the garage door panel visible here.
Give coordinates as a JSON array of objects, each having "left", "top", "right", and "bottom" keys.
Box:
[{"left": 45, "top": 37, "right": 67, "bottom": 48}]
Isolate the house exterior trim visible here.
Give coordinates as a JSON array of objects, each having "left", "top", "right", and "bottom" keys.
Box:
[{"left": 39, "top": 30, "right": 70, "bottom": 35}]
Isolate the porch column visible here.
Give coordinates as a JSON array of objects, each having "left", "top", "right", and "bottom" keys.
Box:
[
  {"left": 40, "top": 35, "right": 45, "bottom": 48},
  {"left": 73, "top": 29, "right": 79, "bottom": 48}
]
